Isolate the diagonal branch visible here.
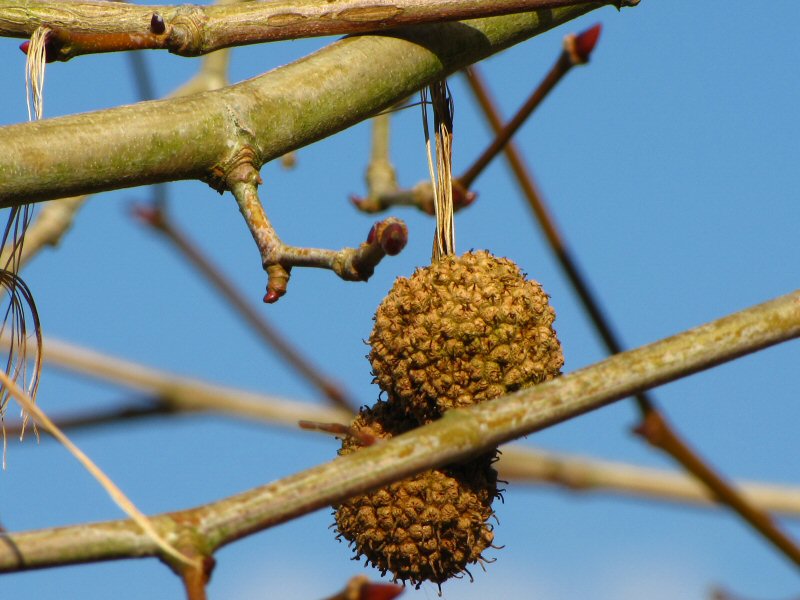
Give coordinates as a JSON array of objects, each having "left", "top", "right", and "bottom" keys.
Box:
[
  {"left": 0, "top": 4, "right": 618, "bottom": 205},
  {"left": 4, "top": 0, "right": 635, "bottom": 59},
  {"left": 463, "top": 63, "right": 800, "bottom": 571},
  {"left": 498, "top": 446, "right": 800, "bottom": 516},
  {"left": 22, "top": 336, "right": 353, "bottom": 429},
  {"left": 132, "top": 203, "right": 359, "bottom": 410},
  {"left": 1, "top": 288, "right": 798, "bottom": 572}
]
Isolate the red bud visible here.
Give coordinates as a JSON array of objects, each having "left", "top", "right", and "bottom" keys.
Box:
[
  {"left": 359, "top": 582, "right": 404, "bottom": 600},
  {"left": 18, "top": 33, "right": 59, "bottom": 62},
  {"left": 379, "top": 223, "right": 407, "bottom": 256},
  {"left": 263, "top": 290, "right": 283, "bottom": 304},
  {"left": 366, "top": 224, "right": 377, "bottom": 244},
  {"left": 574, "top": 23, "right": 601, "bottom": 63},
  {"left": 130, "top": 204, "right": 165, "bottom": 229}
]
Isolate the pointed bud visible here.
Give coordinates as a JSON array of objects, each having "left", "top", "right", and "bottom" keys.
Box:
[
  {"left": 150, "top": 13, "right": 166, "bottom": 35},
  {"left": 359, "top": 582, "right": 404, "bottom": 600},
  {"left": 19, "top": 34, "right": 59, "bottom": 62},
  {"left": 366, "top": 223, "right": 377, "bottom": 245},
  {"left": 574, "top": 23, "right": 601, "bottom": 63}
]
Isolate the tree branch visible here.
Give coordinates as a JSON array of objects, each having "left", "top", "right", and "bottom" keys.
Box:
[
  {"left": 463, "top": 62, "right": 800, "bottom": 567},
  {"left": 498, "top": 446, "right": 800, "bottom": 516},
  {"left": 0, "top": 4, "right": 616, "bottom": 205},
  {"left": 4, "top": 0, "right": 635, "bottom": 59},
  {"left": 29, "top": 336, "right": 353, "bottom": 429},
  {"left": 2, "top": 289, "right": 798, "bottom": 572},
  {"left": 132, "top": 203, "right": 359, "bottom": 410}
]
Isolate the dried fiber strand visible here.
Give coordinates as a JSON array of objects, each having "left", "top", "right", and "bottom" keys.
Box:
[
  {"left": 421, "top": 81, "right": 456, "bottom": 260},
  {"left": 0, "top": 27, "right": 49, "bottom": 463}
]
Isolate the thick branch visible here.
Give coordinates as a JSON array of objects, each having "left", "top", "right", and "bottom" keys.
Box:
[
  {"left": 1, "top": 289, "right": 798, "bottom": 572},
  {"left": 0, "top": 4, "right": 611, "bottom": 205},
  {"left": 3, "top": 0, "right": 633, "bottom": 58}
]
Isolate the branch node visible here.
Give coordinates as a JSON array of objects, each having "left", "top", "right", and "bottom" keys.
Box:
[
  {"left": 167, "top": 7, "right": 209, "bottom": 57},
  {"left": 206, "top": 146, "right": 261, "bottom": 193}
]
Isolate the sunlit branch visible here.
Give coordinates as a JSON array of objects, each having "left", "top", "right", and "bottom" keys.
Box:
[{"left": 1, "top": 288, "right": 798, "bottom": 572}]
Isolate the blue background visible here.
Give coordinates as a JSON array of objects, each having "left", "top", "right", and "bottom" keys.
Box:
[{"left": 1, "top": 1, "right": 799, "bottom": 598}]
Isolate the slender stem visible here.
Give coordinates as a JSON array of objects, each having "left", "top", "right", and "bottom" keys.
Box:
[
  {"left": 498, "top": 446, "right": 800, "bottom": 517},
  {"left": 178, "top": 558, "right": 213, "bottom": 600},
  {"left": 4, "top": 0, "right": 633, "bottom": 59},
  {"left": 2, "top": 400, "right": 176, "bottom": 436},
  {"left": 133, "top": 203, "right": 357, "bottom": 411},
  {"left": 0, "top": 195, "right": 87, "bottom": 268},
  {"left": 228, "top": 174, "right": 408, "bottom": 302},
  {"left": 459, "top": 54, "right": 572, "bottom": 189},
  {"left": 2, "top": 289, "right": 798, "bottom": 572},
  {"left": 24, "top": 336, "right": 353, "bottom": 429},
  {"left": 634, "top": 409, "right": 800, "bottom": 568},
  {"left": 464, "top": 63, "right": 800, "bottom": 570}
]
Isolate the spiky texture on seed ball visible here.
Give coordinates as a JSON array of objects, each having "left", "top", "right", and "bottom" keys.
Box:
[
  {"left": 333, "top": 401, "right": 499, "bottom": 587},
  {"left": 369, "top": 250, "right": 563, "bottom": 422}
]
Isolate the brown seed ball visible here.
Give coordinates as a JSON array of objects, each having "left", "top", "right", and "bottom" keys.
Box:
[
  {"left": 333, "top": 402, "right": 499, "bottom": 588},
  {"left": 369, "top": 250, "right": 563, "bottom": 422}
]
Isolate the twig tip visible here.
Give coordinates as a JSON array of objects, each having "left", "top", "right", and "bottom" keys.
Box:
[{"left": 574, "top": 23, "right": 602, "bottom": 63}]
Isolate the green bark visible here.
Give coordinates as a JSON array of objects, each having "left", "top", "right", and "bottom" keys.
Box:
[{"left": 0, "top": 5, "right": 608, "bottom": 205}]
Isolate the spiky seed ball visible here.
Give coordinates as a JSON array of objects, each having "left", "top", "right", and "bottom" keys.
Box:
[
  {"left": 333, "top": 401, "right": 499, "bottom": 588},
  {"left": 369, "top": 250, "right": 563, "bottom": 422}
]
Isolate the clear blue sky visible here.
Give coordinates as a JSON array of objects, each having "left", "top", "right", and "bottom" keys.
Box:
[{"left": 1, "top": 1, "right": 799, "bottom": 599}]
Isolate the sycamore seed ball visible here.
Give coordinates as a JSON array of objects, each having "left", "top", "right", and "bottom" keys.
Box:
[
  {"left": 369, "top": 250, "right": 564, "bottom": 422},
  {"left": 333, "top": 401, "right": 499, "bottom": 588}
]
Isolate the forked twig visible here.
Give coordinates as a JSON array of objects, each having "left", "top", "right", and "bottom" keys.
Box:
[{"left": 227, "top": 171, "right": 407, "bottom": 303}]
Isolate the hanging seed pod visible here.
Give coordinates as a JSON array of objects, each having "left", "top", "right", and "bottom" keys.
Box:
[
  {"left": 369, "top": 250, "right": 563, "bottom": 423},
  {"left": 333, "top": 401, "right": 500, "bottom": 588}
]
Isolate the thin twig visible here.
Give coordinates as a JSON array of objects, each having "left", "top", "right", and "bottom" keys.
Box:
[
  {"left": 464, "top": 59, "right": 800, "bottom": 570},
  {"left": 0, "top": 196, "right": 88, "bottom": 269},
  {"left": 633, "top": 408, "right": 800, "bottom": 568},
  {"left": 498, "top": 446, "right": 800, "bottom": 517},
  {"left": 352, "top": 24, "right": 601, "bottom": 216},
  {"left": 348, "top": 112, "right": 399, "bottom": 212},
  {"left": 459, "top": 24, "right": 600, "bottom": 189},
  {"left": 0, "top": 363, "right": 196, "bottom": 568},
  {"left": 7, "top": 0, "right": 636, "bottom": 59},
  {"left": 2, "top": 399, "right": 176, "bottom": 437},
  {"left": 3, "top": 335, "right": 352, "bottom": 429},
  {"left": 227, "top": 173, "right": 407, "bottom": 302},
  {"left": 131, "top": 203, "right": 357, "bottom": 411},
  {"left": 178, "top": 557, "right": 214, "bottom": 600},
  {"left": 2, "top": 288, "right": 798, "bottom": 572}
]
